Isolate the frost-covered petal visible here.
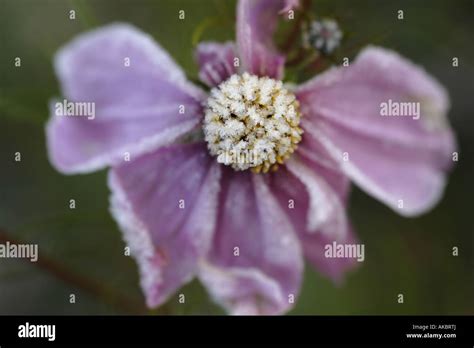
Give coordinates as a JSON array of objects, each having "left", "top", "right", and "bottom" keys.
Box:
[
  {"left": 199, "top": 170, "right": 303, "bottom": 315},
  {"left": 267, "top": 157, "right": 358, "bottom": 282},
  {"left": 296, "top": 132, "right": 351, "bottom": 204},
  {"left": 298, "top": 224, "right": 359, "bottom": 284},
  {"left": 47, "top": 23, "right": 206, "bottom": 174},
  {"left": 195, "top": 41, "right": 237, "bottom": 87},
  {"left": 109, "top": 143, "right": 221, "bottom": 307},
  {"left": 297, "top": 46, "right": 457, "bottom": 216},
  {"left": 284, "top": 157, "right": 348, "bottom": 239},
  {"left": 237, "top": 0, "right": 297, "bottom": 79}
]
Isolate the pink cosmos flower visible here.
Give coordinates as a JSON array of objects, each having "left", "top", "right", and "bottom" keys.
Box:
[{"left": 46, "top": 0, "right": 457, "bottom": 315}]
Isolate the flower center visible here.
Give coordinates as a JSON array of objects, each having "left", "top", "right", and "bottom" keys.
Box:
[{"left": 203, "top": 73, "right": 303, "bottom": 173}]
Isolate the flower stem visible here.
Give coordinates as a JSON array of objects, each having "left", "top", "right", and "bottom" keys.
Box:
[{"left": 0, "top": 227, "right": 148, "bottom": 314}]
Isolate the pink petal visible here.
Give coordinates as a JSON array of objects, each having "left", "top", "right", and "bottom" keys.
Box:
[
  {"left": 296, "top": 132, "right": 351, "bottom": 203},
  {"left": 198, "top": 170, "right": 303, "bottom": 315},
  {"left": 279, "top": 0, "right": 301, "bottom": 14},
  {"left": 297, "top": 46, "right": 457, "bottom": 216},
  {"left": 298, "top": 225, "right": 359, "bottom": 285},
  {"left": 195, "top": 41, "right": 237, "bottom": 87},
  {"left": 267, "top": 158, "right": 358, "bottom": 283},
  {"left": 285, "top": 157, "right": 348, "bottom": 239},
  {"left": 236, "top": 0, "right": 293, "bottom": 79},
  {"left": 109, "top": 143, "right": 221, "bottom": 308},
  {"left": 47, "top": 23, "right": 206, "bottom": 174}
]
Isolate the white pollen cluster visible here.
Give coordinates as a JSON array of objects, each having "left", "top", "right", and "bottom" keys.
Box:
[{"left": 203, "top": 73, "right": 303, "bottom": 173}]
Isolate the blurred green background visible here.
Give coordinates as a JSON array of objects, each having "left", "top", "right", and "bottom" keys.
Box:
[{"left": 0, "top": 0, "right": 473, "bottom": 315}]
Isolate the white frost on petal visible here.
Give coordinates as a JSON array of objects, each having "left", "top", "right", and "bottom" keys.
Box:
[{"left": 108, "top": 172, "right": 163, "bottom": 307}]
